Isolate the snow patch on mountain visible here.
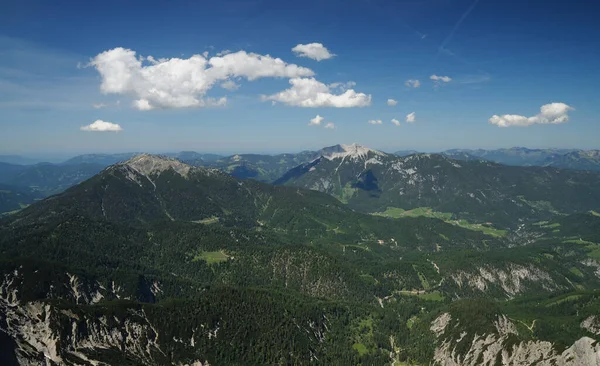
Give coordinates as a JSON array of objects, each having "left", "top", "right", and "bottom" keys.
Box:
[{"left": 322, "top": 143, "right": 385, "bottom": 161}]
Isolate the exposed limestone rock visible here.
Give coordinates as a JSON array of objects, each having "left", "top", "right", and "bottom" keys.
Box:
[
  {"left": 582, "top": 316, "right": 600, "bottom": 336},
  {"left": 126, "top": 153, "right": 192, "bottom": 178},
  {"left": 432, "top": 315, "right": 600, "bottom": 366},
  {"left": 450, "top": 263, "right": 559, "bottom": 298}
]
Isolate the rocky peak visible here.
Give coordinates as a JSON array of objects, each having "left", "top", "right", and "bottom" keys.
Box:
[
  {"left": 322, "top": 143, "right": 386, "bottom": 161},
  {"left": 124, "top": 154, "right": 192, "bottom": 178}
]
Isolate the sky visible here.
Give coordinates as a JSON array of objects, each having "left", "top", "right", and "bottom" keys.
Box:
[{"left": 1, "top": 0, "right": 599, "bottom": 156}]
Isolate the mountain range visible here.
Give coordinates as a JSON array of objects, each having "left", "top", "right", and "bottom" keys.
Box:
[{"left": 1, "top": 151, "right": 600, "bottom": 365}]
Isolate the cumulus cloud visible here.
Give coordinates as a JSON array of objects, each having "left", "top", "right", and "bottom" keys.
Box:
[
  {"left": 324, "top": 122, "right": 335, "bottom": 129},
  {"left": 387, "top": 98, "right": 398, "bottom": 106},
  {"left": 430, "top": 75, "right": 452, "bottom": 83},
  {"left": 263, "top": 77, "right": 371, "bottom": 108},
  {"left": 368, "top": 119, "right": 383, "bottom": 125},
  {"left": 80, "top": 120, "right": 123, "bottom": 132},
  {"left": 220, "top": 80, "right": 240, "bottom": 91},
  {"left": 329, "top": 81, "right": 356, "bottom": 91},
  {"left": 405, "top": 79, "right": 421, "bottom": 88},
  {"left": 391, "top": 118, "right": 401, "bottom": 126},
  {"left": 292, "top": 43, "right": 335, "bottom": 61},
  {"left": 406, "top": 112, "right": 416, "bottom": 123},
  {"left": 92, "top": 103, "right": 107, "bottom": 109},
  {"left": 88, "top": 47, "right": 314, "bottom": 110},
  {"left": 309, "top": 114, "right": 324, "bottom": 126},
  {"left": 430, "top": 75, "right": 452, "bottom": 88},
  {"left": 489, "top": 102, "right": 574, "bottom": 127}
]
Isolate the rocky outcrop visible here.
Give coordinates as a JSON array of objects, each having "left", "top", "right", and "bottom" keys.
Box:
[
  {"left": 0, "top": 269, "right": 209, "bottom": 366},
  {"left": 431, "top": 313, "right": 600, "bottom": 366},
  {"left": 449, "top": 263, "right": 561, "bottom": 298}
]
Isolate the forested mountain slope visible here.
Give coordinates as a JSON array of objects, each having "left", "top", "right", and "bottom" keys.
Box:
[
  {"left": 1, "top": 154, "right": 599, "bottom": 365},
  {"left": 276, "top": 144, "right": 600, "bottom": 228}
]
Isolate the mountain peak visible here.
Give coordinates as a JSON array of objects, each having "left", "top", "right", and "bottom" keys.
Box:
[
  {"left": 124, "top": 153, "right": 192, "bottom": 177},
  {"left": 322, "top": 143, "right": 385, "bottom": 161}
]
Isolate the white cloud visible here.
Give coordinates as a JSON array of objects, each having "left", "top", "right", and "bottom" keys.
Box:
[
  {"left": 329, "top": 81, "right": 356, "bottom": 91},
  {"left": 368, "top": 119, "right": 382, "bottom": 125},
  {"left": 406, "top": 112, "right": 416, "bottom": 123},
  {"left": 92, "top": 103, "right": 107, "bottom": 109},
  {"left": 80, "top": 120, "right": 122, "bottom": 132},
  {"left": 263, "top": 77, "right": 371, "bottom": 108},
  {"left": 133, "top": 99, "right": 154, "bottom": 110},
  {"left": 430, "top": 75, "right": 452, "bottom": 86},
  {"left": 324, "top": 122, "right": 335, "bottom": 129},
  {"left": 387, "top": 98, "right": 398, "bottom": 106},
  {"left": 309, "top": 114, "right": 324, "bottom": 126},
  {"left": 89, "top": 47, "right": 314, "bottom": 110},
  {"left": 391, "top": 118, "right": 401, "bottom": 126},
  {"left": 489, "top": 102, "right": 574, "bottom": 127},
  {"left": 220, "top": 80, "right": 240, "bottom": 91},
  {"left": 405, "top": 79, "right": 421, "bottom": 88},
  {"left": 216, "top": 49, "right": 231, "bottom": 56},
  {"left": 291, "top": 43, "right": 335, "bottom": 61}
]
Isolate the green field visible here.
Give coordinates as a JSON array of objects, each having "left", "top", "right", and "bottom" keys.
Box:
[
  {"left": 374, "top": 207, "right": 506, "bottom": 237},
  {"left": 192, "top": 250, "right": 230, "bottom": 264},
  {"left": 569, "top": 267, "right": 584, "bottom": 277},
  {"left": 352, "top": 343, "right": 368, "bottom": 355},
  {"left": 374, "top": 207, "right": 452, "bottom": 220}
]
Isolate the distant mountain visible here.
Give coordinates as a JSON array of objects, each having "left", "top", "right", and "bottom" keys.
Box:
[
  {"left": 442, "top": 147, "right": 578, "bottom": 166},
  {"left": 201, "top": 151, "right": 319, "bottom": 182},
  {"left": 168, "top": 151, "right": 223, "bottom": 162},
  {"left": 276, "top": 144, "right": 600, "bottom": 228},
  {"left": 541, "top": 150, "right": 600, "bottom": 171},
  {"left": 61, "top": 153, "right": 139, "bottom": 166},
  {"left": 0, "top": 162, "right": 105, "bottom": 200},
  {"left": 62, "top": 152, "right": 224, "bottom": 167},
  {"left": 0, "top": 155, "right": 42, "bottom": 165},
  {"left": 394, "top": 150, "right": 420, "bottom": 157}
]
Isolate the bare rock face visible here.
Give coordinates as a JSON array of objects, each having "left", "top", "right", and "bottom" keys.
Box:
[
  {"left": 125, "top": 154, "right": 192, "bottom": 178},
  {"left": 0, "top": 269, "right": 210, "bottom": 366},
  {"left": 449, "top": 263, "right": 560, "bottom": 298},
  {"left": 582, "top": 316, "right": 600, "bottom": 336},
  {"left": 431, "top": 313, "right": 600, "bottom": 366}
]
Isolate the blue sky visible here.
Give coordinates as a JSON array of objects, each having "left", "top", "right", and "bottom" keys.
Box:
[{"left": 1, "top": 0, "right": 599, "bottom": 156}]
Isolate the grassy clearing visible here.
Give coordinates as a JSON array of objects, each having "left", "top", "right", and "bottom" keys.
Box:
[
  {"left": 587, "top": 247, "right": 600, "bottom": 260},
  {"left": 534, "top": 221, "right": 561, "bottom": 229},
  {"left": 351, "top": 316, "right": 374, "bottom": 355},
  {"left": 406, "top": 315, "right": 418, "bottom": 329},
  {"left": 352, "top": 343, "right": 368, "bottom": 355},
  {"left": 192, "top": 250, "right": 230, "bottom": 264},
  {"left": 375, "top": 207, "right": 452, "bottom": 220},
  {"left": 546, "top": 294, "right": 583, "bottom": 307},
  {"left": 413, "top": 265, "right": 430, "bottom": 289},
  {"left": 563, "top": 239, "right": 600, "bottom": 259},
  {"left": 398, "top": 290, "right": 445, "bottom": 302},
  {"left": 569, "top": 267, "right": 584, "bottom": 277},
  {"left": 374, "top": 206, "right": 506, "bottom": 237},
  {"left": 359, "top": 273, "right": 378, "bottom": 285}
]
